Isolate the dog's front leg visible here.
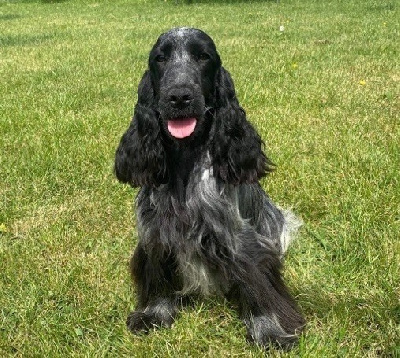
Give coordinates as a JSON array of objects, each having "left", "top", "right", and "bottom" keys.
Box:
[
  {"left": 229, "top": 281, "right": 301, "bottom": 350},
  {"left": 226, "top": 254, "right": 304, "bottom": 350},
  {"left": 127, "top": 243, "right": 179, "bottom": 333}
]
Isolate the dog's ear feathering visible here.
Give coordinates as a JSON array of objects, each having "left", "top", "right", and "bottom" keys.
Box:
[
  {"left": 212, "top": 67, "right": 275, "bottom": 184},
  {"left": 114, "top": 71, "right": 167, "bottom": 187}
]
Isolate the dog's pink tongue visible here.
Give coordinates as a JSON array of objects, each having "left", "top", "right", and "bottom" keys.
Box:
[{"left": 167, "top": 118, "right": 197, "bottom": 138}]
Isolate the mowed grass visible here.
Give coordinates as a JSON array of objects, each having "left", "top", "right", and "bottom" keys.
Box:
[{"left": 0, "top": 0, "right": 398, "bottom": 356}]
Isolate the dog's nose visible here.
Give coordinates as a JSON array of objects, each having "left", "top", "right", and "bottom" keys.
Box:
[{"left": 168, "top": 88, "right": 193, "bottom": 109}]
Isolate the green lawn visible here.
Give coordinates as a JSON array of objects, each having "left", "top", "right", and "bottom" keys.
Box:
[{"left": 1, "top": 0, "right": 399, "bottom": 356}]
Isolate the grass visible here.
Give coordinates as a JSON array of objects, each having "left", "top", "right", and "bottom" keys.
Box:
[{"left": 0, "top": 0, "right": 398, "bottom": 356}]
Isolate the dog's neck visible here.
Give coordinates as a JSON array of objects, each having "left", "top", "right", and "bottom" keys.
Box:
[{"left": 165, "top": 142, "right": 205, "bottom": 202}]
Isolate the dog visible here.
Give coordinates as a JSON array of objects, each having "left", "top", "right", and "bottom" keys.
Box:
[{"left": 114, "top": 27, "right": 305, "bottom": 350}]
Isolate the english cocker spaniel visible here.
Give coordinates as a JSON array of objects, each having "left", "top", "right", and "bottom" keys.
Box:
[{"left": 114, "top": 27, "right": 305, "bottom": 350}]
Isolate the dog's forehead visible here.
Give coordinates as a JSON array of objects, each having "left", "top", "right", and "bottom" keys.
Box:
[{"left": 156, "top": 27, "right": 215, "bottom": 48}]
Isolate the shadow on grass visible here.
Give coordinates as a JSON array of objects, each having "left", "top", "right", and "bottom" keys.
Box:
[
  {"left": 298, "top": 282, "right": 400, "bottom": 355},
  {"left": 40, "top": 0, "right": 69, "bottom": 3},
  {"left": 7, "top": 0, "right": 69, "bottom": 3},
  {"left": 172, "top": 0, "right": 280, "bottom": 4},
  {"left": 0, "top": 14, "right": 22, "bottom": 21},
  {"left": 0, "top": 33, "right": 54, "bottom": 47}
]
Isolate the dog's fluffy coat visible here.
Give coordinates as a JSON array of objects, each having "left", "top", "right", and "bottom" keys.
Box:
[{"left": 115, "top": 27, "right": 305, "bottom": 349}]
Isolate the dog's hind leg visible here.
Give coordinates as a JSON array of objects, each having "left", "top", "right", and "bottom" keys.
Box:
[{"left": 127, "top": 244, "right": 180, "bottom": 333}]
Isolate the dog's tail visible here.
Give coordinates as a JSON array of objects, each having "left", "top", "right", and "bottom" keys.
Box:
[{"left": 279, "top": 209, "right": 303, "bottom": 255}]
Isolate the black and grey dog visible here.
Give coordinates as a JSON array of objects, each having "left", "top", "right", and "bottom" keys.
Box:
[{"left": 115, "top": 27, "right": 305, "bottom": 349}]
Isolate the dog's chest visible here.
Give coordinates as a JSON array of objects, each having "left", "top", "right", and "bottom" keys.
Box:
[{"left": 143, "top": 166, "right": 239, "bottom": 295}]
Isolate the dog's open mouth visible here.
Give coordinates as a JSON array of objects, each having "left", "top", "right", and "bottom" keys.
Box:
[{"left": 167, "top": 118, "right": 197, "bottom": 139}]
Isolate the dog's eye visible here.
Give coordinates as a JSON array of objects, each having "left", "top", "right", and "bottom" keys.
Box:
[
  {"left": 155, "top": 55, "right": 167, "bottom": 63},
  {"left": 198, "top": 52, "right": 210, "bottom": 61}
]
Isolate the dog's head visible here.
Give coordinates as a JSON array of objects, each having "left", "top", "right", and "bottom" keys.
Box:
[
  {"left": 149, "top": 28, "right": 220, "bottom": 140},
  {"left": 115, "top": 28, "right": 273, "bottom": 187}
]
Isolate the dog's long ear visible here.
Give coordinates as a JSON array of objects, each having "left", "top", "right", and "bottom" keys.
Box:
[
  {"left": 211, "top": 67, "right": 274, "bottom": 184},
  {"left": 114, "top": 70, "right": 167, "bottom": 187}
]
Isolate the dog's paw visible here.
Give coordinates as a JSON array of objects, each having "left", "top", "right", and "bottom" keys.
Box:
[
  {"left": 246, "top": 329, "right": 298, "bottom": 351},
  {"left": 245, "top": 315, "right": 300, "bottom": 351},
  {"left": 126, "top": 311, "right": 155, "bottom": 333},
  {"left": 127, "top": 305, "right": 176, "bottom": 333}
]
